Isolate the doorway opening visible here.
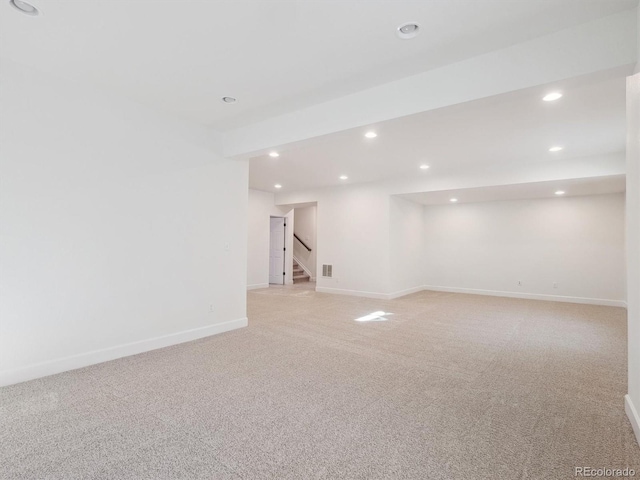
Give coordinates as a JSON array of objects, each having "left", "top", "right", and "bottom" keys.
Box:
[{"left": 292, "top": 204, "right": 317, "bottom": 286}]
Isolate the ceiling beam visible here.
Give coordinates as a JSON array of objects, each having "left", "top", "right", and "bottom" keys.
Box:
[
  {"left": 273, "top": 152, "right": 626, "bottom": 206},
  {"left": 223, "top": 10, "right": 637, "bottom": 159}
]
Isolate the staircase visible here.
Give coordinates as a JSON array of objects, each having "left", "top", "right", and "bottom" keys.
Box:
[{"left": 293, "top": 260, "right": 310, "bottom": 283}]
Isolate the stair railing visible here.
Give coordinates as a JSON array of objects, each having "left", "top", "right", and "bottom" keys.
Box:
[{"left": 293, "top": 233, "right": 312, "bottom": 252}]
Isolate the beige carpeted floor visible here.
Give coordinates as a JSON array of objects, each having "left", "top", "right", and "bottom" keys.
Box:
[{"left": 1, "top": 286, "right": 639, "bottom": 479}]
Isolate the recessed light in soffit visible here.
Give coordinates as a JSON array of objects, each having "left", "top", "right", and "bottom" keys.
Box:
[
  {"left": 543, "top": 92, "right": 563, "bottom": 102},
  {"left": 10, "top": 0, "right": 39, "bottom": 15},
  {"left": 221, "top": 96, "right": 237, "bottom": 104},
  {"left": 397, "top": 22, "right": 420, "bottom": 39}
]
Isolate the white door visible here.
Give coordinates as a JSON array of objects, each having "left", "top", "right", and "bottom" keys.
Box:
[{"left": 269, "top": 217, "right": 285, "bottom": 284}]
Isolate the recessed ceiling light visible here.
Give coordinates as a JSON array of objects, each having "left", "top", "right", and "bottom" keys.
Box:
[
  {"left": 269, "top": 151, "right": 279, "bottom": 158},
  {"left": 274, "top": 184, "right": 282, "bottom": 189},
  {"left": 419, "top": 164, "right": 430, "bottom": 170},
  {"left": 549, "top": 146, "right": 563, "bottom": 152},
  {"left": 364, "top": 131, "right": 377, "bottom": 139},
  {"left": 555, "top": 190, "right": 565, "bottom": 195},
  {"left": 397, "top": 22, "right": 420, "bottom": 39},
  {"left": 450, "top": 198, "right": 458, "bottom": 203},
  {"left": 10, "top": 0, "right": 39, "bottom": 15},
  {"left": 339, "top": 175, "right": 348, "bottom": 180},
  {"left": 221, "top": 96, "right": 237, "bottom": 104},
  {"left": 543, "top": 92, "right": 563, "bottom": 102}
]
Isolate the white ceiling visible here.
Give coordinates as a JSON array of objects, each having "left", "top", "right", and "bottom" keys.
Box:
[
  {"left": 398, "top": 175, "right": 625, "bottom": 206},
  {"left": 248, "top": 67, "right": 629, "bottom": 192},
  {"left": 0, "top": 0, "right": 636, "bottom": 131}
]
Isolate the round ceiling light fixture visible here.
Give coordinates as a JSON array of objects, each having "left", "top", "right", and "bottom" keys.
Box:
[
  {"left": 450, "top": 198, "right": 458, "bottom": 203},
  {"left": 364, "top": 131, "right": 377, "bottom": 139},
  {"left": 269, "top": 151, "right": 279, "bottom": 158},
  {"left": 274, "top": 184, "right": 282, "bottom": 189},
  {"left": 221, "top": 96, "right": 237, "bottom": 104},
  {"left": 10, "top": 0, "right": 39, "bottom": 15},
  {"left": 397, "top": 22, "right": 420, "bottom": 39},
  {"left": 419, "top": 164, "right": 430, "bottom": 170},
  {"left": 549, "top": 146, "right": 563, "bottom": 152},
  {"left": 339, "top": 175, "right": 348, "bottom": 180},
  {"left": 555, "top": 190, "right": 565, "bottom": 196}
]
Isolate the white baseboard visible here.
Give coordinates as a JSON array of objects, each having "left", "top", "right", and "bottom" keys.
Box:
[
  {"left": 316, "top": 284, "right": 625, "bottom": 307},
  {"left": 422, "top": 285, "right": 626, "bottom": 308},
  {"left": 316, "top": 285, "right": 423, "bottom": 300},
  {"left": 247, "top": 283, "right": 269, "bottom": 290},
  {"left": 625, "top": 394, "right": 640, "bottom": 447},
  {"left": 0, "top": 317, "right": 248, "bottom": 387},
  {"left": 316, "top": 286, "right": 391, "bottom": 300},
  {"left": 387, "top": 285, "right": 426, "bottom": 300}
]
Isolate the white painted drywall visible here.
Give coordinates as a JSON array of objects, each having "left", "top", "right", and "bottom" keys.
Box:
[
  {"left": 422, "top": 194, "right": 626, "bottom": 303},
  {"left": 636, "top": 6, "right": 640, "bottom": 74},
  {"left": 626, "top": 72, "right": 640, "bottom": 442},
  {"left": 276, "top": 178, "right": 626, "bottom": 303},
  {"left": 247, "top": 189, "right": 294, "bottom": 288},
  {"left": 277, "top": 183, "right": 392, "bottom": 297},
  {"left": 0, "top": 59, "right": 248, "bottom": 385},
  {"left": 293, "top": 206, "right": 317, "bottom": 278},
  {"left": 389, "top": 196, "right": 425, "bottom": 296}
]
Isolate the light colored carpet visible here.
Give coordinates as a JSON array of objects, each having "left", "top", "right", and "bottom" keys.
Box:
[{"left": 1, "top": 287, "right": 638, "bottom": 479}]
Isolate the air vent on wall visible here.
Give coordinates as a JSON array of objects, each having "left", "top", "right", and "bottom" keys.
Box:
[{"left": 322, "top": 264, "right": 333, "bottom": 278}]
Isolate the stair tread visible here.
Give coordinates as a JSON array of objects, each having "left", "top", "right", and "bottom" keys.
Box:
[{"left": 292, "top": 261, "right": 310, "bottom": 282}]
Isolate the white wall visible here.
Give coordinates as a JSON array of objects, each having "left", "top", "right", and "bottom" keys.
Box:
[
  {"left": 422, "top": 194, "right": 626, "bottom": 304},
  {"left": 293, "top": 206, "right": 317, "bottom": 278},
  {"left": 626, "top": 71, "right": 640, "bottom": 443},
  {"left": 0, "top": 59, "right": 248, "bottom": 386},
  {"left": 277, "top": 183, "right": 392, "bottom": 297},
  {"left": 276, "top": 182, "right": 626, "bottom": 303},
  {"left": 389, "top": 196, "right": 425, "bottom": 296},
  {"left": 635, "top": 6, "right": 640, "bottom": 75},
  {"left": 247, "top": 189, "right": 293, "bottom": 289}
]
